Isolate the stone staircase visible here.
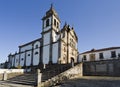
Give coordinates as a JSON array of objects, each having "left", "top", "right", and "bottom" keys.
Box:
[
  {"left": 41, "top": 64, "right": 72, "bottom": 82},
  {"left": 4, "top": 64, "right": 75, "bottom": 86},
  {"left": 6, "top": 73, "right": 36, "bottom": 86}
]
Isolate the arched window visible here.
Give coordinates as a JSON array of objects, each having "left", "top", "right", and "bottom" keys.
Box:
[
  {"left": 54, "top": 19, "right": 56, "bottom": 26},
  {"left": 46, "top": 19, "right": 49, "bottom": 27},
  {"left": 35, "top": 45, "right": 38, "bottom": 49}
]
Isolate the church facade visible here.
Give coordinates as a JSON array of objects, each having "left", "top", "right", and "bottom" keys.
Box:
[{"left": 8, "top": 5, "right": 78, "bottom": 69}]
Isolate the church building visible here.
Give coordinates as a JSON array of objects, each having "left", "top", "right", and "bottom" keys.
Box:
[{"left": 8, "top": 5, "right": 78, "bottom": 69}]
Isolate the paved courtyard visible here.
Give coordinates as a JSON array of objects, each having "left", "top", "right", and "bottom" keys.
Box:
[
  {"left": 55, "top": 76, "right": 120, "bottom": 87},
  {"left": 0, "top": 76, "right": 120, "bottom": 87}
]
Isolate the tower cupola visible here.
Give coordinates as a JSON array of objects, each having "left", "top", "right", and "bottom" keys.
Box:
[{"left": 42, "top": 4, "right": 61, "bottom": 32}]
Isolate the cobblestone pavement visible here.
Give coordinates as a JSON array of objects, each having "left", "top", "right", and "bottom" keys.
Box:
[
  {"left": 0, "top": 81, "right": 34, "bottom": 87},
  {"left": 55, "top": 76, "right": 120, "bottom": 87}
]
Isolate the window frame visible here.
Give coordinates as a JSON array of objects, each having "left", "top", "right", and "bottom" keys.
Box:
[
  {"left": 46, "top": 19, "right": 49, "bottom": 27},
  {"left": 99, "top": 53, "right": 104, "bottom": 59},
  {"left": 83, "top": 55, "right": 87, "bottom": 61},
  {"left": 54, "top": 19, "right": 56, "bottom": 26},
  {"left": 111, "top": 51, "right": 116, "bottom": 58}
]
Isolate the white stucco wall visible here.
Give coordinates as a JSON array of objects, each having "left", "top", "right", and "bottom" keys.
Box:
[
  {"left": 20, "top": 53, "right": 25, "bottom": 67},
  {"left": 52, "top": 43, "right": 59, "bottom": 63},
  {"left": 43, "top": 32, "right": 50, "bottom": 45},
  {"left": 33, "top": 41, "right": 40, "bottom": 48},
  {"left": 43, "top": 45, "right": 50, "bottom": 64},
  {"left": 15, "top": 54, "right": 19, "bottom": 67},
  {"left": 26, "top": 51, "right": 32, "bottom": 66},
  {"left": 20, "top": 44, "right": 32, "bottom": 52},
  {"left": 79, "top": 48, "right": 120, "bottom": 62},
  {"left": 33, "top": 49, "right": 40, "bottom": 65}
]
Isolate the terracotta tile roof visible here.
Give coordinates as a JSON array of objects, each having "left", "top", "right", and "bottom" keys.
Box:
[{"left": 80, "top": 47, "right": 120, "bottom": 54}]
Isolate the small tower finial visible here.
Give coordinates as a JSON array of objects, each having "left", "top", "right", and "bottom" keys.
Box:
[
  {"left": 65, "top": 21, "right": 67, "bottom": 25},
  {"left": 63, "top": 21, "right": 67, "bottom": 28},
  {"left": 72, "top": 24, "right": 74, "bottom": 30},
  {"left": 51, "top": 3, "right": 53, "bottom": 9}
]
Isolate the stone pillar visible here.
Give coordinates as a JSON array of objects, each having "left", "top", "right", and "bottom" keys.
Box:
[
  {"left": 43, "top": 64, "right": 46, "bottom": 69},
  {"left": 80, "top": 63, "right": 83, "bottom": 76},
  {"left": 3, "top": 71, "right": 7, "bottom": 81},
  {"left": 36, "top": 69, "right": 42, "bottom": 87}
]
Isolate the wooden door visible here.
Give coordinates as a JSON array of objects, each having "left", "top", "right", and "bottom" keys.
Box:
[{"left": 89, "top": 54, "right": 95, "bottom": 61}]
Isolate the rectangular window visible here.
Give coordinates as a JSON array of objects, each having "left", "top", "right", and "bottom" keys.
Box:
[
  {"left": 57, "top": 22, "right": 59, "bottom": 28},
  {"left": 46, "top": 19, "right": 49, "bottom": 27},
  {"left": 99, "top": 53, "right": 104, "bottom": 59},
  {"left": 54, "top": 19, "right": 56, "bottom": 26},
  {"left": 111, "top": 51, "right": 116, "bottom": 58},
  {"left": 83, "top": 55, "right": 87, "bottom": 61}
]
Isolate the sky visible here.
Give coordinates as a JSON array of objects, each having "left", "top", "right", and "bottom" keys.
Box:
[{"left": 0, "top": 0, "right": 120, "bottom": 63}]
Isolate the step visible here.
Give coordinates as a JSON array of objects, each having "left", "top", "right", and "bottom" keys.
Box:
[{"left": 6, "top": 80, "right": 35, "bottom": 85}]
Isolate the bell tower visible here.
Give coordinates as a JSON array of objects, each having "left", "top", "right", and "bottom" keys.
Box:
[
  {"left": 41, "top": 4, "right": 61, "bottom": 65},
  {"left": 42, "top": 4, "right": 60, "bottom": 33}
]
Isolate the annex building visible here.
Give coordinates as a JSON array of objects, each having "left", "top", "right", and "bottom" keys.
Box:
[
  {"left": 79, "top": 47, "right": 120, "bottom": 62},
  {"left": 8, "top": 5, "right": 78, "bottom": 69}
]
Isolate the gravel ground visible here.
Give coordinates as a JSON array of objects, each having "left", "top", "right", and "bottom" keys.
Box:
[{"left": 55, "top": 76, "right": 120, "bottom": 87}]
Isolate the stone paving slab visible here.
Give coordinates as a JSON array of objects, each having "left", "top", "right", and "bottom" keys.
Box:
[{"left": 54, "top": 76, "right": 120, "bottom": 87}]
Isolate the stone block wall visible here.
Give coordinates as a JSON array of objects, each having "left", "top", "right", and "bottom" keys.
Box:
[
  {"left": 83, "top": 59, "right": 120, "bottom": 76},
  {"left": 0, "top": 69, "right": 24, "bottom": 74},
  {"left": 40, "top": 63, "right": 83, "bottom": 87}
]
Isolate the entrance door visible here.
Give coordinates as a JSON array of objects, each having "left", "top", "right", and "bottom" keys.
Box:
[
  {"left": 89, "top": 54, "right": 95, "bottom": 61},
  {"left": 71, "top": 58, "right": 74, "bottom": 67}
]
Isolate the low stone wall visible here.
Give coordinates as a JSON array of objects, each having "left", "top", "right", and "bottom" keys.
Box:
[
  {"left": 83, "top": 59, "right": 120, "bottom": 76},
  {"left": 0, "top": 69, "right": 24, "bottom": 80},
  {"left": 0, "top": 74, "right": 3, "bottom": 80},
  {"left": 0, "top": 69, "right": 24, "bottom": 74},
  {"left": 40, "top": 63, "right": 83, "bottom": 87}
]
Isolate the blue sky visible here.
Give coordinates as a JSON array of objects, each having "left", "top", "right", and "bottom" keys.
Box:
[{"left": 0, "top": 0, "right": 120, "bottom": 63}]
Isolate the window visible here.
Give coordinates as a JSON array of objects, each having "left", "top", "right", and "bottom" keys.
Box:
[
  {"left": 46, "top": 19, "right": 49, "bottom": 27},
  {"left": 83, "top": 55, "right": 86, "bottom": 61},
  {"left": 118, "top": 53, "right": 120, "bottom": 58},
  {"left": 54, "top": 19, "right": 56, "bottom": 26},
  {"left": 57, "top": 22, "right": 59, "bottom": 28},
  {"left": 35, "top": 45, "right": 38, "bottom": 49},
  {"left": 28, "top": 54, "right": 30, "bottom": 56},
  {"left": 111, "top": 51, "right": 116, "bottom": 58},
  {"left": 21, "top": 58, "right": 24, "bottom": 61},
  {"left": 35, "top": 52, "right": 39, "bottom": 55},
  {"left": 99, "top": 53, "right": 104, "bottom": 59}
]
